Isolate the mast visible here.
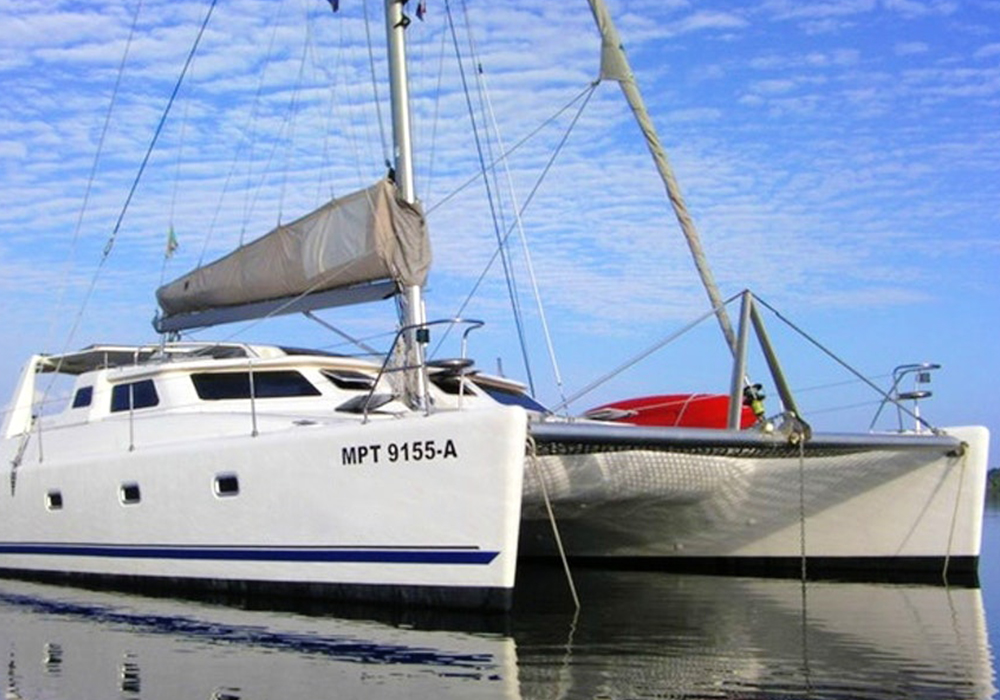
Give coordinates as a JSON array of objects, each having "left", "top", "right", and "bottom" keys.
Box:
[
  {"left": 585, "top": 0, "right": 738, "bottom": 355},
  {"left": 385, "top": 0, "right": 427, "bottom": 406}
]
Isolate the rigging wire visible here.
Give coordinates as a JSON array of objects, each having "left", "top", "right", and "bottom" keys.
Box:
[
  {"left": 304, "top": 7, "right": 346, "bottom": 204},
  {"left": 198, "top": 138, "right": 250, "bottom": 267},
  {"left": 304, "top": 7, "right": 372, "bottom": 194},
  {"left": 551, "top": 292, "right": 744, "bottom": 413},
  {"left": 44, "top": 0, "right": 144, "bottom": 356},
  {"left": 752, "top": 295, "right": 934, "bottom": 430},
  {"left": 462, "top": 27, "right": 570, "bottom": 406},
  {"left": 33, "top": 0, "right": 146, "bottom": 428},
  {"left": 422, "top": 19, "right": 450, "bottom": 206},
  {"left": 444, "top": 0, "right": 534, "bottom": 392},
  {"left": 362, "top": 0, "right": 391, "bottom": 170},
  {"left": 172, "top": 2, "right": 387, "bottom": 358},
  {"left": 425, "top": 83, "right": 596, "bottom": 216},
  {"left": 430, "top": 84, "right": 598, "bottom": 375},
  {"left": 237, "top": 0, "right": 289, "bottom": 247},
  {"left": 458, "top": 0, "right": 531, "bottom": 377},
  {"left": 161, "top": 57, "right": 194, "bottom": 287},
  {"left": 54, "top": 0, "right": 218, "bottom": 366},
  {"left": 103, "top": 0, "right": 219, "bottom": 262},
  {"left": 276, "top": 5, "right": 315, "bottom": 226}
]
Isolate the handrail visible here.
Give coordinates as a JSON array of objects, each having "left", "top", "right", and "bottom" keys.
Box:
[
  {"left": 868, "top": 362, "right": 940, "bottom": 433},
  {"left": 361, "top": 318, "right": 484, "bottom": 423}
]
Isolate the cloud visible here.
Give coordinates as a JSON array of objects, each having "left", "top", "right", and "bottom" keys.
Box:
[
  {"left": 974, "top": 43, "right": 1000, "bottom": 59},
  {"left": 761, "top": 0, "right": 877, "bottom": 21},
  {"left": 672, "top": 10, "right": 748, "bottom": 34},
  {"left": 894, "top": 41, "right": 929, "bottom": 56},
  {"left": 881, "top": 0, "right": 959, "bottom": 18}
]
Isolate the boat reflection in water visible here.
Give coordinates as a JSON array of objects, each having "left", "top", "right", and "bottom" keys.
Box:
[
  {"left": 0, "top": 580, "right": 518, "bottom": 700},
  {"left": 1, "top": 571, "right": 994, "bottom": 699},
  {"left": 514, "top": 567, "right": 996, "bottom": 699}
]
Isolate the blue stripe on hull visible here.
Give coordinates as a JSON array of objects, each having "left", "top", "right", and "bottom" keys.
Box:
[{"left": 0, "top": 543, "right": 500, "bottom": 565}]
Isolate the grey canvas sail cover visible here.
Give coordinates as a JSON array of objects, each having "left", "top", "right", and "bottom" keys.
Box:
[{"left": 155, "top": 179, "right": 431, "bottom": 330}]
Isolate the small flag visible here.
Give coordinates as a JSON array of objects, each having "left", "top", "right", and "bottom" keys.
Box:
[
  {"left": 166, "top": 225, "right": 179, "bottom": 258},
  {"left": 327, "top": 0, "right": 339, "bottom": 12},
  {"left": 416, "top": 0, "right": 426, "bottom": 20}
]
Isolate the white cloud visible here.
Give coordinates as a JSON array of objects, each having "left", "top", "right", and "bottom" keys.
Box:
[
  {"left": 974, "top": 43, "right": 1000, "bottom": 59},
  {"left": 673, "top": 10, "right": 748, "bottom": 34},
  {"left": 895, "top": 41, "right": 929, "bottom": 56},
  {"left": 882, "top": 0, "right": 958, "bottom": 17}
]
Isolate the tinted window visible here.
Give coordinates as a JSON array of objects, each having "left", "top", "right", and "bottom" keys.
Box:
[
  {"left": 430, "top": 375, "right": 475, "bottom": 396},
  {"left": 111, "top": 380, "right": 159, "bottom": 412},
  {"left": 477, "top": 384, "right": 548, "bottom": 412},
  {"left": 192, "top": 371, "right": 321, "bottom": 400},
  {"left": 322, "top": 369, "right": 376, "bottom": 391},
  {"left": 72, "top": 386, "right": 93, "bottom": 408},
  {"left": 215, "top": 474, "right": 240, "bottom": 496},
  {"left": 120, "top": 483, "right": 141, "bottom": 504}
]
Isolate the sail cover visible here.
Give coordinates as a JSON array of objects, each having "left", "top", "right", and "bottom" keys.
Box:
[{"left": 155, "top": 179, "right": 431, "bottom": 331}]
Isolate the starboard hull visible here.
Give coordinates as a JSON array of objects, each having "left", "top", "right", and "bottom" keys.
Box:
[{"left": 521, "top": 423, "right": 988, "bottom": 583}]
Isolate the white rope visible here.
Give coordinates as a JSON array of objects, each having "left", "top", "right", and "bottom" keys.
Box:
[
  {"left": 798, "top": 434, "right": 807, "bottom": 582},
  {"left": 527, "top": 436, "right": 580, "bottom": 611},
  {"left": 942, "top": 443, "right": 969, "bottom": 583}
]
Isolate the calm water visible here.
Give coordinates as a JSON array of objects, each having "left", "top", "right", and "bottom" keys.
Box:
[{"left": 2, "top": 509, "right": 998, "bottom": 699}]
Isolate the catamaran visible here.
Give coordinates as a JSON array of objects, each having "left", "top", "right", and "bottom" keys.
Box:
[{"left": 0, "top": 0, "right": 990, "bottom": 612}]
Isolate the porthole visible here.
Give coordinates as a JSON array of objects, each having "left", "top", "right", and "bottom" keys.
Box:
[
  {"left": 120, "top": 482, "right": 141, "bottom": 505},
  {"left": 214, "top": 474, "right": 239, "bottom": 497},
  {"left": 46, "top": 490, "right": 63, "bottom": 510}
]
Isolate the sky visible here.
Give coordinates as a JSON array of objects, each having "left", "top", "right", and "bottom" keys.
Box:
[{"left": 1, "top": 0, "right": 998, "bottom": 462}]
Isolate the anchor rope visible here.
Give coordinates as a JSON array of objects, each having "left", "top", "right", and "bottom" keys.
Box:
[
  {"left": 527, "top": 436, "right": 580, "bottom": 611},
  {"left": 943, "top": 443, "right": 969, "bottom": 583},
  {"left": 798, "top": 434, "right": 807, "bottom": 582}
]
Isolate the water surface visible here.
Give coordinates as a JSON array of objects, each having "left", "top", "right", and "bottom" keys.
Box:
[{"left": 2, "top": 510, "right": 997, "bottom": 699}]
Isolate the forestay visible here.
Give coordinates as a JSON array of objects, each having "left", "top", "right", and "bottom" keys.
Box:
[{"left": 154, "top": 179, "right": 431, "bottom": 332}]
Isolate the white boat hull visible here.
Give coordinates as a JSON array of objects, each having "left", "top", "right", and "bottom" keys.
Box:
[
  {"left": 0, "top": 406, "right": 527, "bottom": 609},
  {"left": 521, "top": 424, "right": 988, "bottom": 580}
]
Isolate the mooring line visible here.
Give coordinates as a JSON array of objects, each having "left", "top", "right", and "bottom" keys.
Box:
[{"left": 527, "top": 436, "right": 580, "bottom": 611}]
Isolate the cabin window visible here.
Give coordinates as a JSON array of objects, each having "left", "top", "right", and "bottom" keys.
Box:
[
  {"left": 71, "top": 386, "right": 93, "bottom": 409},
  {"left": 322, "top": 369, "right": 376, "bottom": 392},
  {"left": 46, "top": 490, "right": 63, "bottom": 510},
  {"left": 214, "top": 473, "right": 240, "bottom": 497},
  {"left": 430, "top": 375, "right": 476, "bottom": 396},
  {"left": 191, "top": 371, "right": 321, "bottom": 400},
  {"left": 120, "top": 482, "right": 141, "bottom": 505},
  {"left": 476, "top": 384, "right": 549, "bottom": 412},
  {"left": 110, "top": 380, "right": 159, "bottom": 413}
]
